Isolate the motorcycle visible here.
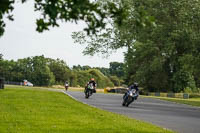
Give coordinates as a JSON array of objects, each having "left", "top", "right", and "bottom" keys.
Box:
[
  {"left": 122, "top": 88, "right": 138, "bottom": 107},
  {"left": 65, "top": 82, "right": 69, "bottom": 91},
  {"left": 85, "top": 84, "right": 95, "bottom": 98}
]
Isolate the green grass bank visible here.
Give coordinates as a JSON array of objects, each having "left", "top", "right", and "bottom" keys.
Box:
[
  {"left": 143, "top": 96, "right": 200, "bottom": 107},
  {"left": 0, "top": 86, "right": 173, "bottom": 133}
]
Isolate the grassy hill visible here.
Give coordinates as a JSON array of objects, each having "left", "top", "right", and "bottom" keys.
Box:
[{"left": 0, "top": 86, "right": 173, "bottom": 133}]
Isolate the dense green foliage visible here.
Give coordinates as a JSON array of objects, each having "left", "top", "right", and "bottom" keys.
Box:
[
  {"left": 0, "top": 0, "right": 14, "bottom": 36},
  {"left": 72, "top": 69, "right": 114, "bottom": 88},
  {"left": 109, "top": 62, "right": 124, "bottom": 78},
  {"left": 109, "top": 76, "right": 121, "bottom": 86},
  {"left": 73, "top": 0, "right": 200, "bottom": 93},
  {"left": 0, "top": 86, "right": 173, "bottom": 133},
  {"left": 0, "top": 0, "right": 125, "bottom": 36},
  {"left": 73, "top": 62, "right": 125, "bottom": 86},
  {"left": 2, "top": 0, "right": 200, "bottom": 92},
  {"left": 123, "top": 0, "right": 200, "bottom": 92},
  {"left": 88, "top": 69, "right": 114, "bottom": 88},
  {"left": 47, "top": 58, "right": 70, "bottom": 84},
  {"left": 0, "top": 55, "right": 56, "bottom": 86},
  {"left": 0, "top": 55, "right": 117, "bottom": 88}
]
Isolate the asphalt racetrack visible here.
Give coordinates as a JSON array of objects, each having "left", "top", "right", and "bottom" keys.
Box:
[{"left": 65, "top": 91, "right": 200, "bottom": 133}]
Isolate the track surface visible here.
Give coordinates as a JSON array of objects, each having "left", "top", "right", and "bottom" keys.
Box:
[{"left": 66, "top": 91, "right": 200, "bottom": 133}]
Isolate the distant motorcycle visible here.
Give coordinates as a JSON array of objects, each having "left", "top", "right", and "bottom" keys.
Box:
[
  {"left": 65, "top": 82, "right": 69, "bottom": 91},
  {"left": 122, "top": 88, "right": 138, "bottom": 107},
  {"left": 85, "top": 84, "right": 94, "bottom": 98}
]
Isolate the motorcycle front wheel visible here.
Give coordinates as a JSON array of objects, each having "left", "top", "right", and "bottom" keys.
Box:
[{"left": 85, "top": 89, "right": 92, "bottom": 99}]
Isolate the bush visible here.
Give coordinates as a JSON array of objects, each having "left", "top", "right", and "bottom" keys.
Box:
[
  {"left": 184, "top": 87, "right": 193, "bottom": 93},
  {"left": 189, "top": 93, "right": 200, "bottom": 98},
  {"left": 87, "top": 69, "right": 114, "bottom": 88},
  {"left": 77, "top": 71, "right": 92, "bottom": 87},
  {"left": 69, "top": 69, "right": 114, "bottom": 88},
  {"left": 109, "top": 76, "right": 121, "bottom": 86}
]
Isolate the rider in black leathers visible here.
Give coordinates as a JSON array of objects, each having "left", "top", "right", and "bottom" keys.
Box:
[{"left": 85, "top": 78, "right": 97, "bottom": 93}]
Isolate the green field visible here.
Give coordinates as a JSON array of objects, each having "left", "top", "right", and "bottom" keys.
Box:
[
  {"left": 0, "top": 86, "right": 173, "bottom": 133},
  {"left": 157, "top": 97, "right": 200, "bottom": 107},
  {"left": 143, "top": 96, "right": 200, "bottom": 107}
]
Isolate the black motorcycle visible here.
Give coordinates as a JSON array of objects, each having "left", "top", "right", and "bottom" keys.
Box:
[
  {"left": 85, "top": 84, "right": 95, "bottom": 98},
  {"left": 122, "top": 89, "right": 138, "bottom": 107}
]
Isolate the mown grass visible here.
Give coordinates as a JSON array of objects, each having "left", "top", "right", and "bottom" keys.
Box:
[
  {"left": 0, "top": 86, "right": 173, "bottom": 133},
  {"left": 142, "top": 96, "right": 200, "bottom": 107}
]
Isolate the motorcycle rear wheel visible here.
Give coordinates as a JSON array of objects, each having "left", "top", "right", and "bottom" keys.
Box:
[{"left": 126, "top": 98, "right": 134, "bottom": 107}]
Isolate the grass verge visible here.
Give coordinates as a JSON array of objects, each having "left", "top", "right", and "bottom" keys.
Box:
[
  {"left": 142, "top": 96, "right": 200, "bottom": 107},
  {"left": 0, "top": 86, "right": 173, "bottom": 133}
]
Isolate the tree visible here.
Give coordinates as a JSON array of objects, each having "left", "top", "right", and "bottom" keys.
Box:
[
  {"left": 94, "top": 67, "right": 110, "bottom": 77},
  {"left": 109, "top": 62, "right": 124, "bottom": 78},
  {"left": 0, "top": 0, "right": 14, "bottom": 36},
  {"left": 0, "top": 54, "right": 3, "bottom": 60},
  {"left": 123, "top": 0, "right": 200, "bottom": 92},
  {"left": 109, "top": 76, "right": 121, "bottom": 86},
  {"left": 32, "top": 56, "right": 55, "bottom": 86},
  {"left": 0, "top": 58, "right": 25, "bottom": 82},
  {"left": 16, "top": 55, "right": 55, "bottom": 86},
  {"left": 87, "top": 69, "right": 114, "bottom": 88},
  {"left": 76, "top": 70, "right": 92, "bottom": 87},
  {"left": 124, "top": 41, "right": 170, "bottom": 92},
  {"left": 16, "top": 57, "right": 33, "bottom": 81},
  {"left": 0, "top": 0, "right": 125, "bottom": 37},
  {"left": 0, "top": 55, "right": 120, "bottom": 88},
  {"left": 71, "top": 0, "right": 155, "bottom": 56},
  {"left": 73, "top": 0, "right": 200, "bottom": 92},
  {"left": 72, "top": 65, "right": 91, "bottom": 71},
  {"left": 47, "top": 58, "right": 70, "bottom": 84}
]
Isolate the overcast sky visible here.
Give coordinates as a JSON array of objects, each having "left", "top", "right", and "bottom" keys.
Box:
[{"left": 0, "top": 1, "right": 125, "bottom": 68}]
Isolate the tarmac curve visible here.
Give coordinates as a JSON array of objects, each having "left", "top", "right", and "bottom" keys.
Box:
[{"left": 64, "top": 91, "right": 200, "bottom": 133}]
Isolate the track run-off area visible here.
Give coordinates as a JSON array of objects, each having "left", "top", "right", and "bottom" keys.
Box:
[{"left": 65, "top": 91, "right": 200, "bottom": 133}]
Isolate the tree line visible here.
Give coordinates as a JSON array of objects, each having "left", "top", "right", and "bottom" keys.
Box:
[
  {"left": 1, "top": 0, "right": 200, "bottom": 93},
  {"left": 123, "top": 0, "right": 200, "bottom": 93},
  {"left": 0, "top": 54, "right": 124, "bottom": 88},
  {"left": 72, "top": 0, "right": 200, "bottom": 93}
]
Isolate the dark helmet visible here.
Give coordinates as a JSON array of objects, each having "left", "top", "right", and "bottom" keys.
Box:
[{"left": 133, "top": 82, "right": 138, "bottom": 87}]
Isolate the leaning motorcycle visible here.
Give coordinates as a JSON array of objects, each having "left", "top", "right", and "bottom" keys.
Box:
[
  {"left": 122, "top": 89, "right": 138, "bottom": 107},
  {"left": 85, "top": 84, "right": 94, "bottom": 98}
]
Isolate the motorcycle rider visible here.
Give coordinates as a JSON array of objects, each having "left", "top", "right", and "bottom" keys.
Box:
[
  {"left": 123, "top": 82, "right": 139, "bottom": 100},
  {"left": 85, "top": 78, "right": 97, "bottom": 93},
  {"left": 65, "top": 81, "right": 69, "bottom": 91}
]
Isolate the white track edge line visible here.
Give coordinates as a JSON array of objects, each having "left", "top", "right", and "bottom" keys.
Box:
[{"left": 61, "top": 90, "right": 98, "bottom": 108}]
